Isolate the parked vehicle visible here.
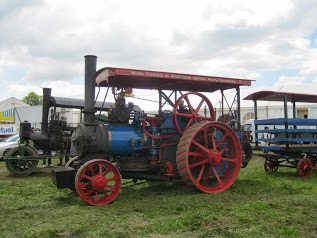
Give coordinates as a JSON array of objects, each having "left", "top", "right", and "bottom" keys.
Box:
[
  {"left": 0, "top": 134, "right": 19, "bottom": 160},
  {"left": 244, "top": 91, "right": 317, "bottom": 177},
  {"left": 243, "top": 119, "right": 275, "bottom": 146},
  {"left": 6, "top": 55, "right": 254, "bottom": 206}
]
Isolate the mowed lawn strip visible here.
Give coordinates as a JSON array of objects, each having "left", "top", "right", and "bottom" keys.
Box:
[{"left": 0, "top": 156, "right": 317, "bottom": 238}]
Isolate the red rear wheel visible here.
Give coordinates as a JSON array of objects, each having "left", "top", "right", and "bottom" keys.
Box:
[
  {"left": 176, "top": 121, "right": 242, "bottom": 193},
  {"left": 173, "top": 92, "right": 215, "bottom": 135},
  {"left": 75, "top": 159, "right": 121, "bottom": 206}
]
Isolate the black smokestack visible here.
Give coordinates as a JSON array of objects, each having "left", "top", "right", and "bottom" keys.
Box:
[
  {"left": 41, "top": 88, "right": 52, "bottom": 132},
  {"left": 84, "top": 55, "right": 97, "bottom": 125}
]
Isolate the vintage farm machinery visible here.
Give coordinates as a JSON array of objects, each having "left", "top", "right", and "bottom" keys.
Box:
[
  {"left": 244, "top": 91, "right": 317, "bottom": 177},
  {"left": 5, "top": 55, "right": 253, "bottom": 205}
]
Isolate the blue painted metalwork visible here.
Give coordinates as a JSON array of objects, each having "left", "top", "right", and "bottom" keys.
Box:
[{"left": 108, "top": 125, "right": 148, "bottom": 156}]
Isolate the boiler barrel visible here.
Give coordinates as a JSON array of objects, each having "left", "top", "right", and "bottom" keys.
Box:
[{"left": 108, "top": 125, "right": 148, "bottom": 156}]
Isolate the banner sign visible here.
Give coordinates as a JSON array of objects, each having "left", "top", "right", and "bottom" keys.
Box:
[{"left": 0, "top": 124, "right": 17, "bottom": 135}]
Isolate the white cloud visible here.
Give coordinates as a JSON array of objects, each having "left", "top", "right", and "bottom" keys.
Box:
[{"left": 1, "top": 0, "right": 317, "bottom": 109}]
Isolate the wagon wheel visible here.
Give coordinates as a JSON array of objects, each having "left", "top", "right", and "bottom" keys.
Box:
[
  {"left": 264, "top": 159, "right": 278, "bottom": 172},
  {"left": 173, "top": 92, "right": 215, "bottom": 135},
  {"left": 308, "top": 155, "right": 317, "bottom": 170},
  {"left": 297, "top": 158, "right": 313, "bottom": 177},
  {"left": 176, "top": 121, "right": 242, "bottom": 193},
  {"left": 5, "top": 146, "right": 39, "bottom": 176},
  {"left": 75, "top": 159, "right": 121, "bottom": 206},
  {"left": 242, "top": 142, "right": 252, "bottom": 168}
]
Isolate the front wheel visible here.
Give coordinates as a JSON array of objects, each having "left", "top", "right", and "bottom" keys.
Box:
[
  {"left": 5, "top": 146, "right": 39, "bottom": 176},
  {"left": 75, "top": 159, "right": 122, "bottom": 206}
]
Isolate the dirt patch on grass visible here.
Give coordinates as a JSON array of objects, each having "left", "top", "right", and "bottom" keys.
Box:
[{"left": 128, "top": 218, "right": 149, "bottom": 228}]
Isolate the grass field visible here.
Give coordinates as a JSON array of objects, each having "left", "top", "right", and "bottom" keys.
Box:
[{"left": 0, "top": 156, "right": 317, "bottom": 238}]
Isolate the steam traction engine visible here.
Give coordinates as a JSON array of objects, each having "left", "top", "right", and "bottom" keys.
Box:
[{"left": 8, "top": 55, "right": 253, "bottom": 206}]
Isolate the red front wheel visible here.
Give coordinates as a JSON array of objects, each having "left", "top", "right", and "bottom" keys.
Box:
[{"left": 75, "top": 159, "right": 122, "bottom": 206}]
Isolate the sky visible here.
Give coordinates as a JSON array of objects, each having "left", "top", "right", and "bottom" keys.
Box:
[{"left": 1, "top": 0, "right": 317, "bottom": 110}]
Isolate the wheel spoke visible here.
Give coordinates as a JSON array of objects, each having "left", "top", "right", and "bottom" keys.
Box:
[
  {"left": 210, "top": 129, "right": 217, "bottom": 149},
  {"left": 216, "top": 132, "right": 229, "bottom": 148},
  {"left": 221, "top": 157, "right": 238, "bottom": 164},
  {"left": 212, "top": 166, "right": 223, "bottom": 186},
  {"left": 196, "top": 115, "right": 212, "bottom": 120},
  {"left": 194, "top": 99, "right": 205, "bottom": 114},
  {"left": 83, "top": 174, "right": 92, "bottom": 180},
  {"left": 94, "top": 191, "right": 100, "bottom": 201},
  {"left": 183, "top": 118, "right": 194, "bottom": 132},
  {"left": 105, "top": 184, "right": 116, "bottom": 192},
  {"left": 218, "top": 163, "right": 225, "bottom": 174},
  {"left": 188, "top": 151, "right": 204, "bottom": 157},
  {"left": 98, "top": 164, "right": 103, "bottom": 175},
  {"left": 86, "top": 188, "right": 95, "bottom": 196},
  {"left": 79, "top": 182, "right": 90, "bottom": 189},
  {"left": 189, "top": 159, "right": 209, "bottom": 168},
  {"left": 101, "top": 189, "right": 110, "bottom": 197},
  {"left": 219, "top": 144, "right": 229, "bottom": 155},
  {"left": 106, "top": 177, "right": 115, "bottom": 183},
  {"left": 184, "top": 95, "right": 194, "bottom": 114},
  {"left": 196, "top": 164, "right": 206, "bottom": 182},
  {"left": 203, "top": 165, "right": 215, "bottom": 186},
  {"left": 176, "top": 112, "right": 193, "bottom": 118},
  {"left": 102, "top": 168, "right": 111, "bottom": 176},
  {"left": 192, "top": 140, "right": 209, "bottom": 154}
]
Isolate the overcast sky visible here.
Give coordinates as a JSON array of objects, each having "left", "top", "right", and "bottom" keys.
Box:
[{"left": 1, "top": 0, "right": 317, "bottom": 110}]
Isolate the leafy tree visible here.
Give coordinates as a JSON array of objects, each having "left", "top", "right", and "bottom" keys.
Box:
[{"left": 22, "top": 92, "right": 43, "bottom": 106}]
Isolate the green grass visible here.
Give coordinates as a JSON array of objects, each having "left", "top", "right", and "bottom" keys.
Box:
[{"left": 1, "top": 156, "right": 317, "bottom": 238}]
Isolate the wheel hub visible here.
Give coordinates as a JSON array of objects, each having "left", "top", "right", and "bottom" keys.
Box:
[
  {"left": 207, "top": 150, "right": 222, "bottom": 164},
  {"left": 91, "top": 175, "right": 107, "bottom": 190}
]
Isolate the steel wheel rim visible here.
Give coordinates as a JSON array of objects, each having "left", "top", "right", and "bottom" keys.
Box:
[
  {"left": 75, "top": 159, "right": 121, "bottom": 206},
  {"left": 176, "top": 121, "right": 242, "bottom": 193},
  {"left": 173, "top": 92, "right": 215, "bottom": 135},
  {"left": 5, "top": 147, "right": 38, "bottom": 176},
  {"left": 297, "top": 158, "right": 312, "bottom": 177},
  {"left": 65, "top": 156, "right": 80, "bottom": 169}
]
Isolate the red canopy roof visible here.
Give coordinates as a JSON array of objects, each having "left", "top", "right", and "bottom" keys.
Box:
[
  {"left": 96, "top": 67, "right": 252, "bottom": 92},
  {"left": 244, "top": 91, "right": 317, "bottom": 103}
]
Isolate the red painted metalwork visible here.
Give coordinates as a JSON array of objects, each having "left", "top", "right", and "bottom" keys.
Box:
[
  {"left": 172, "top": 92, "right": 215, "bottom": 135},
  {"left": 75, "top": 159, "right": 121, "bottom": 206},
  {"left": 96, "top": 67, "right": 252, "bottom": 92},
  {"left": 141, "top": 118, "right": 176, "bottom": 140},
  {"left": 297, "top": 158, "right": 313, "bottom": 177},
  {"left": 124, "top": 87, "right": 133, "bottom": 94},
  {"left": 164, "top": 162, "right": 174, "bottom": 176},
  {"left": 143, "top": 117, "right": 163, "bottom": 126},
  {"left": 176, "top": 121, "right": 242, "bottom": 193}
]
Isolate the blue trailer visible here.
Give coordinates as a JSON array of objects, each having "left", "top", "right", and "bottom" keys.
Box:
[{"left": 244, "top": 91, "right": 317, "bottom": 177}]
